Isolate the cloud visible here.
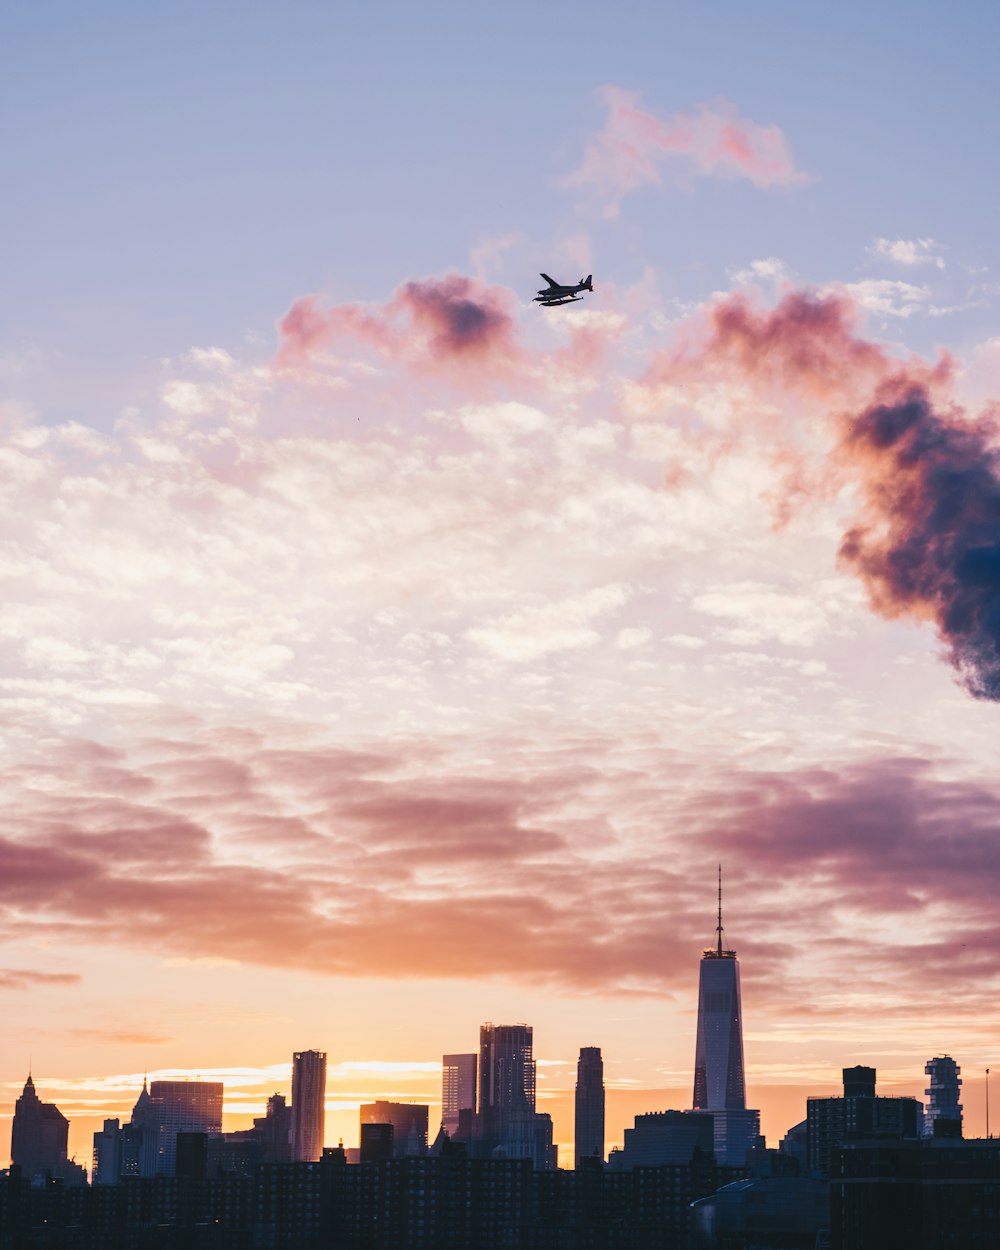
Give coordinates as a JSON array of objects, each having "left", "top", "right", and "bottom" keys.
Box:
[
  {"left": 839, "top": 384, "right": 1000, "bottom": 700},
  {"left": 566, "top": 88, "right": 807, "bottom": 215},
  {"left": 870, "top": 237, "right": 945, "bottom": 270},
  {"left": 466, "top": 584, "right": 631, "bottom": 661},
  {"left": 275, "top": 273, "right": 523, "bottom": 380},
  {"left": 3, "top": 722, "right": 1000, "bottom": 1016},
  {"left": 845, "top": 279, "right": 934, "bottom": 319},
  {"left": 0, "top": 968, "right": 81, "bottom": 990}
]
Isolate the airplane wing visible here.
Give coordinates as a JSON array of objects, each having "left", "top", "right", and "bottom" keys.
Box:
[{"left": 539, "top": 273, "right": 559, "bottom": 288}]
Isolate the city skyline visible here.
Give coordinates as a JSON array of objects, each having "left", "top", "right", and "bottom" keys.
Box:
[
  {"left": 3, "top": 0, "right": 1000, "bottom": 1191},
  {"left": 1, "top": 889, "right": 989, "bottom": 1168}
]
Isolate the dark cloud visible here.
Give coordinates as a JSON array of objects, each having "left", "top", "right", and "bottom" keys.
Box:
[{"left": 840, "top": 384, "right": 1000, "bottom": 699}]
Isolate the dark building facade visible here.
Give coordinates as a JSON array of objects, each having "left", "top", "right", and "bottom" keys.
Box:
[
  {"left": 10, "top": 1075, "right": 86, "bottom": 1186},
  {"left": 359, "top": 1101, "right": 429, "bottom": 1157},
  {"left": 832, "top": 1135, "right": 1000, "bottom": 1250},
  {"left": 574, "top": 1046, "right": 605, "bottom": 1167},
  {"left": 807, "top": 1065, "right": 921, "bottom": 1179}
]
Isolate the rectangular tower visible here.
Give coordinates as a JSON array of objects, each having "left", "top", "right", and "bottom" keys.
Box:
[
  {"left": 479, "top": 1023, "right": 535, "bottom": 1141},
  {"left": 291, "top": 1049, "right": 327, "bottom": 1162},
  {"left": 442, "top": 1053, "right": 477, "bottom": 1137},
  {"left": 574, "top": 1046, "right": 605, "bottom": 1166}
]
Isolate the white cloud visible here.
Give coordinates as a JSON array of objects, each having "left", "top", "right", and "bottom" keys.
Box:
[
  {"left": 615, "top": 627, "right": 652, "bottom": 650},
  {"left": 845, "top": 279, "right": 933, "bottom": 319},
  {"left": 728, "top": 257, "right": 792, "bottom": 287},
  {"left": 467, "top": 584, "right": 630, "bottom": 662},
  {"left": 869, "top": 237, "right": 945, "bottom": 269}
]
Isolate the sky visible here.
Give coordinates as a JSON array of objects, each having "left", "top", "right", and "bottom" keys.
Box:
[{"left": 2, "top": 0, "right": 1000, "bottom": 1167}]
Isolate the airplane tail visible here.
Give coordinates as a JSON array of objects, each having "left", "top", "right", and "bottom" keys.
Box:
[{"left": 581, "top": 274, "right": 593, "bottom": 291}]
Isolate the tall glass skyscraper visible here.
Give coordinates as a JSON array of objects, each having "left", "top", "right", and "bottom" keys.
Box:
[
  {"left": 291, "top": 1049, "right": 327, "bottom": 1162},
  {"left": 691, "top": 869, "right": 759, "bottom": 1166}
]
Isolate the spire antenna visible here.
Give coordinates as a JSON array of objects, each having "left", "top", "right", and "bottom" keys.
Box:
[{"left": 717, "top": 863, "right": 724, "bottom": 956}]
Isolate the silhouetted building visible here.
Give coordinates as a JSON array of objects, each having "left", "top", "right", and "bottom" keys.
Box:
[
  {"left": 691, "top": 1174, "right": 830, "bottom": 1249},
  {"left": 614, "top": 1110, "right": 714, "bottom": 1169},
  {"left": 291, "top": 1048, "right": 326, "bottom": 1162},
  {"left": 11, "top": 1074, "right": 86, "bottom": 1185},
  {"left": 479, "top": 1023, "right": 536, "bottom": 1141},
  {"left": 833, "top": 1135, "right": 1000, "bottom": 1249},
  {"left": 441, "top": 1052, "right": 477, "bottom": 1136},
  {"left": 253, "top": 1091, "right": 293, "bottom": 1163},
  {"left": 360, "top": 1101, "right": 429, "bottom": 1157},
  {"left": 923, "top": 1054, "right": 962, "bottom": 1138},
  {"left": 691, "top": 869, "right": 761, "bottom": 1165},
  {"left": 92, "top": 1118, "right": 123, "bottom": 1185},
  {"left": 779, "top": 1117, "right": 809, "bottom": 1172},
  {"left": 146, "top": 1079, "right": 223, "bottom": 1177},
  {"left": 807, "top": 1065, "right": 921, "bottom": 1179},
  {"left": 575, "top": 1045, "right": 605, "bottom": 1166},
  {"left": 360, "top": 1121, "right": 395, "bottom": 1163}
]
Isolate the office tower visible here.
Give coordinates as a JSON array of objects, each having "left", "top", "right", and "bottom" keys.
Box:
[
  {"left": 477, "top": 1023, "right": 555, "bottom": 1169},
  {"left": 691, "top": 869, "right": 760, "bottom": 1165},
  {"left": 479, "top": 1023, "right": 536, "bottom": 1139},
  {"left": 360, "top": 1121, "right": 395, "bottom": 1163},
  {"left": 147, "top": 1079, "right": 224, "bottom": 1176},
  {"left": 92, "top": 1118, "right": 122, "bottom": 1185},
  {"left": 11, "top": 1074, "right": 72, "bottom": 1180},
  {"left": 360, "top": 1102, "right": 429, "bottom": 1157},
  {"left": 442, "top": 1053, "right": 477, "bottom": 1136},
  {"left": 291, "top": 1049, "right": 327, "bottom": 1162},
  {"left": 574, "top": 1047, "right": 605, "bottom": 1166},
  {"left": 923, "top": 1055, "right": 962, "bottom": 1138},
  {"left": 807, "top": 1066, "right": 921, "bottom": 1179}
]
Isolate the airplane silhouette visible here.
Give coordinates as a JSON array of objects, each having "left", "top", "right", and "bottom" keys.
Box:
[{"left": 533, "top": 273, "right": 594, "bottom": 308}]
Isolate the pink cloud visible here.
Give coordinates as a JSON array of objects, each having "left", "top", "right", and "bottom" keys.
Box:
[
  {"left": 566, "top": 87, "right": 807, "bottom": 213},
  {"left": 275, "top": 273, "right": 524, "bottom": 380},
  {"left": 5, "top": 725, "right": 1000, "bottom": 1014},
  {"left": 644, "top": 289, "right": 1000, "bottom": 698}
]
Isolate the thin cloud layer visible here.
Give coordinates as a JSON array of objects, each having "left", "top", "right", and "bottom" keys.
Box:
[
  {"left": 3, "top": 725, "right": 1000, "bottom": 1014},
  {"left": 567, "top": 88, "right": 807, "bottom": 214}
]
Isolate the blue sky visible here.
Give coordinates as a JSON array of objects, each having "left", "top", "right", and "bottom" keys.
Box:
[{"left": 4, "top": 0, "right": 999, "bottom": 405}]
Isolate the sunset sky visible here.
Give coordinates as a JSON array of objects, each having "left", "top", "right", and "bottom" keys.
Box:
[{"left": 3, "top": 0, "right": 1000, "bottom": 1168}]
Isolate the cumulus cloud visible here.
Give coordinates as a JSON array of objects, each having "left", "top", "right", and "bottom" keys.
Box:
[
  {"left": 845, "top": 278, "right": 934, "bottom": 319},
  {"left": 566, "top": 87, "right": 807, "bottom": 214},
  {"left": 870, "top": 237, "right": 945, "bottom": 269},
  {"left": 653, "top": 288, "right": 1000, "bottom": 698},
  {"left": 840, "top": 384, "right": 1000, "bottom": 700},
  {"left": 276, "top": 273, "right": 523, "bottom": 379}
]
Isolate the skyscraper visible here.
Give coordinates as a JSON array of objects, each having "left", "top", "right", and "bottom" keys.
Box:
[
  {"left": 442, "top": 1053, "right": 477, "bottom": 1136},
  {"left": 923, "top": 1055, "right": 963, "bottom": 1138},
  {"left": 148, "top": 1080, "right": 224, "bottom": 1176},
  {"left": 291, "top": 1049, "right": 327, "bottom": 1162},
  {"left": 477, "top": 1023, "right": 555, "bottom": 1168},
  {"left": 10, "top": 1074, "right": 86, "bottom": 1183},
  {"left": 691, "top": 868, "right": 760, "bottom": 1166},
  {"left": 574, "top": 1046, "right": 605, "bottom": 1166},
  {"left": 479, "top": 1023, "right": 535, "bottom": 1140}
]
